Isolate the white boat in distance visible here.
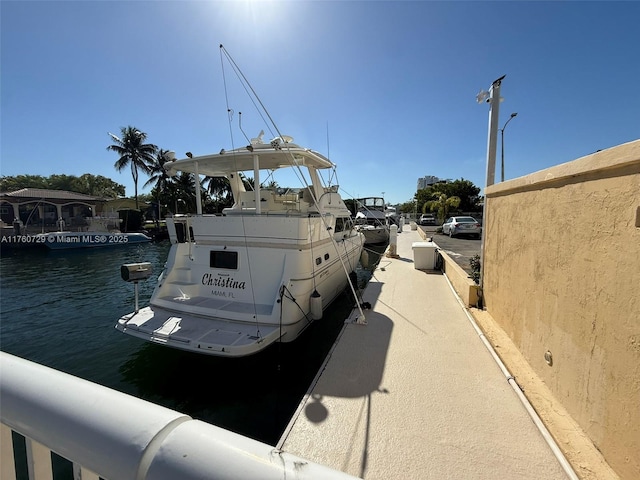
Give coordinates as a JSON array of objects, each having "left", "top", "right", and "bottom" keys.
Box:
[
  {"left": 116, "top": 134, "right": 365, "bottom": 357},
  {"left": 355, "top": 197, "right": 390, "bottom": 245}
]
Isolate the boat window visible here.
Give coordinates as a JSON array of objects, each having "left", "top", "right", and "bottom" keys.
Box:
[
  {"left": 210, "top": 250, "right": 238, "bottom": 269},
  {"left": 175, "top": 222, "right": 186, "bottom": 243},
  {"left": 175, "top": 222, "right": 195, "bottom": 243},
  {"left": 316, "top": 257, "right": 322, "bottom": 266},
  {"left": 324, "top": 253, "right": 330, "bottom": 260},
  {"left": 335, "top": 217, "right": 352, "bottom": 233}
]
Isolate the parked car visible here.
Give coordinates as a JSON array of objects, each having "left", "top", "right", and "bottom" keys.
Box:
[
  {"left": 418, "top": 214, "right": 436, "bottom": 226},
  {"left": 442, "top": 216, "right": 482, "bottom": 239}
]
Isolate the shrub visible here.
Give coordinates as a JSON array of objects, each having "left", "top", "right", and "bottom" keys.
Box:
[{"left": 469, "top": 254, "right": 481, "bottom": 285}]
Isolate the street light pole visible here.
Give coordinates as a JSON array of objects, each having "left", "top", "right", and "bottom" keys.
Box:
[
  {"left": 500, "top": 112, "right": 518, "bottom": 182},
  {"left": 478, "top": 75, "right": 505, "bottom": 188},
  {"left": 476, "top": 74, "right": 506, "bottom": 307}
]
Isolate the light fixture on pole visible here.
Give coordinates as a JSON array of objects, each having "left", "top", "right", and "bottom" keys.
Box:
[
  {"left": 500, "top": 112, "right": 518, "bottom": 182},
  {"left": 476, "top": 74, "right": 505, "bottom": 188}
]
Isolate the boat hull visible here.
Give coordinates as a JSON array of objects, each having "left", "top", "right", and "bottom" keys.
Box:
[
  {"left": 355, "top": 197, "right": 389, "bottom": 245},
  {"left": 115, "top": 133, "right": 365, "bottom": 357},
  {"left": 116, "top": 306, "right": 284, "bottom": 357},
  {"left": 358, "top": 225, "right": 390, "bottom": 245},
  {"left": 117, "top": 216, "right": 364, "bottom": 357}
]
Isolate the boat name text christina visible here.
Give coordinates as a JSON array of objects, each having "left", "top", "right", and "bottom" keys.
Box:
[{"left": 201, "top": 274, "right": 246, "bottom": 289}]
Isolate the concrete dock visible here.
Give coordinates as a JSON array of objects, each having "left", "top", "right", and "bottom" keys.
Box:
[{"left": 278, "top": 227, "right": 571, "bottom": 479}]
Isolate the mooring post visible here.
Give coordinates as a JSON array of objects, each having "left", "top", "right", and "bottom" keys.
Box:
[{"left": 386, "top": 224, "right": 399, "bottom": 258}]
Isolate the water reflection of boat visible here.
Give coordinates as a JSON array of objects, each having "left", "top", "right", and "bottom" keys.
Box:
[{"left": 117, "top": 135, "right": 364, "bottom": 358}]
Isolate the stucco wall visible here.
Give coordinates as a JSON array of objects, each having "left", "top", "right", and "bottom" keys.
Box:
[{"left": 482, "top": 140, "right": 640, "bottom": 480}]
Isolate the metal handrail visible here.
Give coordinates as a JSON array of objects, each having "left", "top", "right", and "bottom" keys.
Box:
[{"left": 0, "top": 352, "right": 359, "bottom": 480}]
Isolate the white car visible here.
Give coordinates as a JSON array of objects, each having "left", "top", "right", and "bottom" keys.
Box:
[
  {"left": 418, "top": 214, "right": 436, "bottom": 226},
  {"left": 442, "top": 216, "right": 482, "bottom": 239}
]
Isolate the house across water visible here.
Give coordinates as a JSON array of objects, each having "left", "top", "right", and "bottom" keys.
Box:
[{"left": 0, "top": 188, "right": 154, "bottom": 246}]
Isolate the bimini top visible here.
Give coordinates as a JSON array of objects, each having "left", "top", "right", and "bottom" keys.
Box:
[{"left": 165, "top": 134, "right": 333, "bottom": 178}]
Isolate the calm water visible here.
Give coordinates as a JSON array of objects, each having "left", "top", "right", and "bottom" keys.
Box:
[{"left": 0, "top": 241, "right": 381, "bottom": 446}]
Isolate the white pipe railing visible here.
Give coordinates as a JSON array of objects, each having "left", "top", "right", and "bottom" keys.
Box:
[{"left": 0, "top": 352, "right": 360, "bottom": 480}]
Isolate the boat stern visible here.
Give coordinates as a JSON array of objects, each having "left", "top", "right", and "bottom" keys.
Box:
[{"left": 116, "top": 307, "right": 284, "bottom": 357}]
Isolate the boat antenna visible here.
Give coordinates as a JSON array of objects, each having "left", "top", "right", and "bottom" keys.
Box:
[
  {"left": 220, "top": 44, "right": 312, "bottom": 198},
  {"left": 326, "top": 121, "right": 330, "bottom": 158},
  {"left": 325, "top": 121, "right": 338, "bottom": 186},
  {"left": 220, "top": 48, "right": 239, "bottom": 154},
  {"left": 238, "top": 111, "right": 250, "bottom": 143},
  {"left": 220, "top": 44, "right": 277, "bottom": 139}
]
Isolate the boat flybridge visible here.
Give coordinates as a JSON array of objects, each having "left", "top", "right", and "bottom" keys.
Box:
[{"left": 116, "top": 134, "right": 365, "bottom": 357}]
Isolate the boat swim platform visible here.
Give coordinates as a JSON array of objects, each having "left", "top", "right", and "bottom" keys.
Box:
[{"left": 277, "top": 228, "right": 573, "bottom": 480}]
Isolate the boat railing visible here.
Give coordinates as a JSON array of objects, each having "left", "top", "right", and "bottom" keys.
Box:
[
  {"left": 0, "top": 352, "right": 358, "bottom": 480},
  {"left": 221, "top": 189, "right": 310, "bottom": 215}
]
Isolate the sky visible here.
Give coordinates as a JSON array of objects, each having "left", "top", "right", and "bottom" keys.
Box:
[{"left": 1, "top": 1, "right": 639, "bottom": 206}]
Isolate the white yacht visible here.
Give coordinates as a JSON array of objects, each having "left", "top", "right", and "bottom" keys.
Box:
[
  {"left": 354, "top": 197, "right": 390, "bottom": 245},
  {"left": 116, "top": 134, "right": 364, "bottom": 357}
]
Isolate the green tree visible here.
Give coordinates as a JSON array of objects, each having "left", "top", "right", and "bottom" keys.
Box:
[
  {"left": 205, "top": 176, "right": 233, "bottom": 213},
  {"left": 144, "top": 149, "right": 173, "bottom": 193},
  {"left": 415, "top": 178, "right": 481, "bottom": 216},
  {"left": 241, "top": 173, "right": 255, "bottom": 191},
  {"left": 398, "top": 200, "right": 419, "bottom": 216},
  {"left": 165, "top": 172, "right": 202, "bottom": 214},
  {"left": 144, "top": 149, "right": 174, "bottom": 222},
  {"left": 107, "top": 126, "right": 157, "bottom": 209},
  {"left": 424, "top": 193, "right": 461, "bottom": 223},
  {"left": 73, "top": 174, "right": 124, "bottom": 197},
  {"left": 443, "top": 179, "right": 481, "bottom": 212},
  {"left": 0, "top": 174, "right": 48, "bottom": 191},
  {"left": 0, "top": 174, "right": 125, "bottom": 197},
  {"left": 47, "top": 174, "right": 78, "bottom": 191}
]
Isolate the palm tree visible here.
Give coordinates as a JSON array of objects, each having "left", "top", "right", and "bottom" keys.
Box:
[
  {"left": 144, "top": 149, "right": 173, "bottom": 223},
  {"left": 107, "top": 126, "right": 157, "bottom": 209},
  {"left": 424, "top": 193, "right": 461, "bottom": 224},
  {"left": 205, "top": 176, "right": 232, "bottom": 199},
  {"left": 144, "top": 149, "right": 173, "bottom": 191},
  {"left": 241, "top": 173, "right": 255, "bottom": 191},
  {"left": 202, "top": 176, "right": 232, "bottom": 213},
  {"left": 169, "top": 172, "right": 201, "bottom": 213}
]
